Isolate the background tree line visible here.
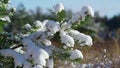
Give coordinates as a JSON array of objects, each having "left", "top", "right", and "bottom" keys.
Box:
[{"left": 9, "top": 4, "right": 120, "bottom": 40}]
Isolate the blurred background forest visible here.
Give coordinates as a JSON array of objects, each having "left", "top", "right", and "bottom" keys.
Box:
[{"left": 10, "top": 4, "right": 120, "bottom": 40}]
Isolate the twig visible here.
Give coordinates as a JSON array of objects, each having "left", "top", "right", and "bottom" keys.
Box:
[{"left": 10, "top": 43, "right": 23, "bottom": 50}]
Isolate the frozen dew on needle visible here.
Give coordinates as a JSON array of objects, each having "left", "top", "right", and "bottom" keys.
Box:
[{"left": 70, "top": 49, "right": 83, "bottom": 60}]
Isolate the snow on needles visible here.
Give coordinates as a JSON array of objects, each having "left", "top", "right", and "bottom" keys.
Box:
[
  {"left": 70, "top": 49, "right": 83, "bottom": 60},
  {"left": 47, "top": 58, "right": 54, "bottom": 68},
  {"left": 66, "top": 6, "right": 94, "bottom": 30},
  {"left": 60, "top": 30, "right": 74, "bottom": 48},
  {"left": 41, "top": 39, "right": 51, "bottom": 46},
  {"left": 34, "top": 20, "right": 42, "bottom": 28},
  {"left": 0, "top": 3, "right": 95, "bottom": 68},
  {"left": 45, "top": 20, "right": 60, "bottom": 35},
  {"left": 80, "top": 6, "right": 94, "bottom": 18},
  {"left": 0, "top": 16, "right": 11, "bottom": 22},
  {"left": 0, "top": 49, "right": 32, "bottom": 68},
  {"left": 24, "top": 23, "right": 32, "bottom": 30},
  {"left": 67, "top": 29, "right": 93, "bottom": 46},
  {"left": 33, "top": 65, "right": 43, "bottom": 68},
  {"left": 22, "top": 39, "right": 49, "bottom": 66},
  {"left": 54, "top": 3, "right": 64, "bottom": 13}
]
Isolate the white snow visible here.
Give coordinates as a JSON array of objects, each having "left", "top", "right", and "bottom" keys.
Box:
[
  {"left": 27, "top": 31, "right": 43, "bottom": 40},
  {"left": 61, "top": 22, "right": 67, "bottom": 30},
  {"left": 104, "top": 49, "right": 107, "bottom": 53},
  {"left": 45, "top": 20, "right": 60, "bottom": 35},
  {"left": 54, "top": 3, "right": 64, "bottom": 13},
  {"left": 10, "top": 44, "right": 24, "bottom": 54},
  {"left": 0, "top": 16, "right": 11, "bottom": 22},
  {"left": 0, "top": 49, "right": 32, "bottom": 68},
  {"left": 41, "top": 39, "right": 51, "bottom": 46},
  {"left": 80, "top": 64, "right": 87, "bottom": 68},
  {"left": 65, "top": 6, "right": 94, "bottom": 29},
  {"left": 34, "top": 20, "right": 42, "bottom": 28},
  {"left": 60, "top": 30, "right": 74, "bottom": 48},
  {"left": 22, "top": 39, "right": 49, "bottom": 66},
  {"left": 80, "top": 6, "right": 94, "bottom": 18},
  {"left": 44, "top": 45, "right": 55, "bottom": 56},
  {"left": 33, "top": 65, "right": 43, "bottom": 68},
  {"left": 34, "top": 55, "right": 47, "bottom": 66},
  {"left": 24, "top": 23, "right": 32, "bottom": 30},
  {"left": 68, "top": 29, "right": 93, "bottom": 46},
  {"left": 47, "top": 58, "right": 54, "bottom": 68},
  {"left": 70, "top": 49, "right": 83, "bottom": 60},
  {"left": 0, "top": 3, "right": 95, "bottom": 68},
  {"left": 68, "top": 12, "right": 82, "bottom": 25}
]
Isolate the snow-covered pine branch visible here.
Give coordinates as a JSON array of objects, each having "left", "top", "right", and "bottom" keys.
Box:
[
  {"left": 62, "top": 6, "right": 94, "bottom": 30},
  {"left": 67, "top": 29, "right": 93, "bottom": 46},
  {"left": 0, "top": 16, "right": 11, "bottom": 22},
  {"left": 60, "top": 30, "right": 74, "bottom": 48},
  {"left": 70, "top": 49, "right": 83, "bottom": 60},
  {"left": 54, "top": 3, "right": 64, "bottom": 14},
  {"left": 0, "top": 49, "right": 32, "bottom": 68},
  {"left": 34, "top": 20, "right": 42, "bottom": 28},
  {"left": 0, "top": 2, "right": 94, "bottom": 68},
  {"left": 22, "top": 39, "right": 49, "bottom": 66}
]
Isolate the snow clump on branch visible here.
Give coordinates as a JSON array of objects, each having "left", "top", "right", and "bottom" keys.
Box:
[
  {"left": 22, "top": 39, "right": 49, "bottom": 66},
  {"left": 0, "top": 49, "right": 32, "bottom": 68},
  {"left": 70, "top": 49, "right": 83, "bottom": 60},
  {"left": 34, "top": 20, "right": 42, "bottom": 28},
  {"left": 60, "top": 30, "right": 74, "bottom": 48},
  {"left": 54, "top": 3, "right": 64, "bottom": 13},
  {"left": 67, "top": 29, "right": 93, "bottom": 46}
]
